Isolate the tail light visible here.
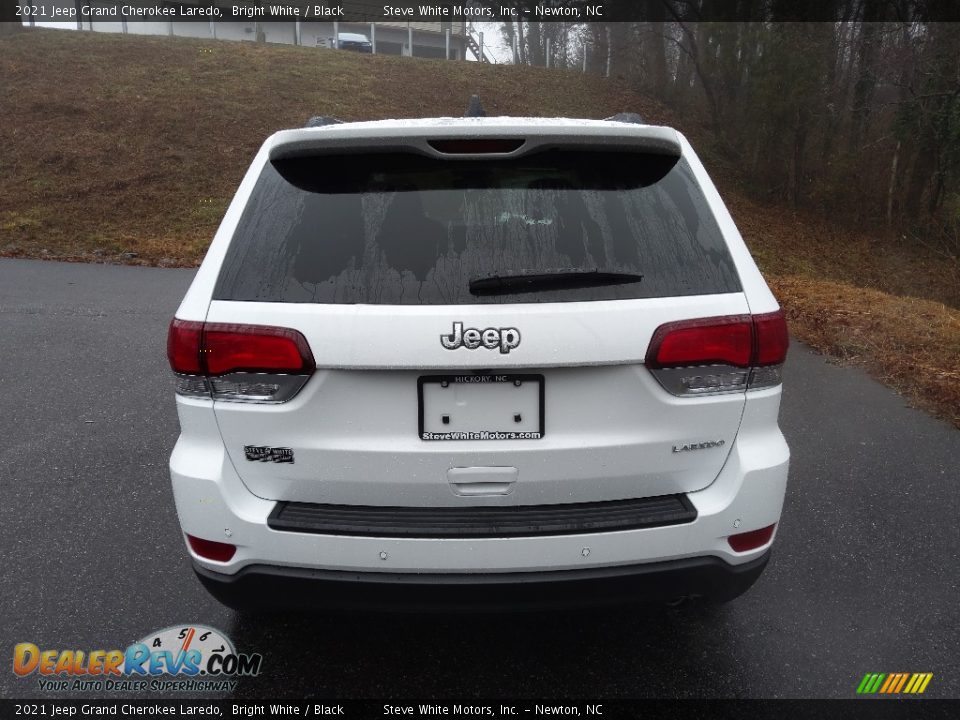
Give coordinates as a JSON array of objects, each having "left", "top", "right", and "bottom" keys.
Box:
[
  {"left": 646, "top": 310, "right": 788, "bottom": 396},
  {"left": 728, "top": 523, "right": 777, "bottom": 552},
  {"left": 167, "top": 319, "right": 315, "bottom": 403},
  {"left": 186, "top": 534, "right": 237, "bottom": 562}
]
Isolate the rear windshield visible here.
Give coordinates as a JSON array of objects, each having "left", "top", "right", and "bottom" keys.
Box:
[{"left": 213, "top": 149, "right": 742, "bottom": 305}]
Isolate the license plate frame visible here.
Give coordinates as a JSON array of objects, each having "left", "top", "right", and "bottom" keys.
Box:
[{"left": 417, "top": 373, "right": 545, "bottom": 441}]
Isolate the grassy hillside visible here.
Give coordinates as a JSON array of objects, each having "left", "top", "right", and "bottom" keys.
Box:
[
  {"left": 1, "top": 29, "right": 672, "bottom": 265},
  {"left": 2, "top": 28, "right": 957, "bottom": 427}
]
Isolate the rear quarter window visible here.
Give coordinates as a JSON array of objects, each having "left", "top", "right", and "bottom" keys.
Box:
[{"left": 213, "top": 149, "right": 742, "bottom": 304}]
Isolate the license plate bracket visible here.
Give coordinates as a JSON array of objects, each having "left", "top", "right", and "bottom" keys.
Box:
[{"left": 417, "top": 374, "right": 545, "bottom": 441}]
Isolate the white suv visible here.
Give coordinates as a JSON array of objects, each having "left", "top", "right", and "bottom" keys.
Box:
[{"left": 167, "top": 114, "right": 790, "bottom": 611}]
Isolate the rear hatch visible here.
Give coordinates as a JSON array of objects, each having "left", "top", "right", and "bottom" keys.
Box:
[{"left": 204, "top": 127, "right": 748, "bottom": 506}]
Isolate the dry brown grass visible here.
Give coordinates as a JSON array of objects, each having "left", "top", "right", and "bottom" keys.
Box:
[
  {"left": 728, "top": 191, "right": 960, "bottom": 309},
  {"left": 770, "top": 276, "right": 960, "bottom": 427},
  {"left": 724, "top": 177, "right": 959, "bottom": 429},
  {"left": 2, "top": 28, "right": 957, "bottom": 427}
]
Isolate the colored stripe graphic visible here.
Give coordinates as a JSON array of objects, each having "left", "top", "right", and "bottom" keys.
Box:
[
  {"left": 857, "top": 673, "right": 885, "bottom": 694},
  {"left": 857, "top": 672, "right": 933, "bottom": 695},
  {"left": 906, "top": 673, "right": 934, "bottom": 694},
  {"left": 893, "top": 673, "right": 909, "bottom": 693},
  {"left": 879, "top": 674, "right": 896, "bottom": 693}
]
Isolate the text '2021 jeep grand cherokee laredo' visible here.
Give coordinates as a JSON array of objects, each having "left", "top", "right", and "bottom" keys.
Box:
[{"left": 167, "top": 115, "right": 790, "bottom": 611}]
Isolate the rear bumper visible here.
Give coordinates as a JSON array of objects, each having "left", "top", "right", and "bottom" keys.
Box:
[
  {"left": 171, "top": 386, "right": 789, "bottom": 611},
  {"left": 171, "top": 388, "right": 789, "bottom": 577},
  {"left": 193, "top": 550, "right": 771, "bottom": 612}
]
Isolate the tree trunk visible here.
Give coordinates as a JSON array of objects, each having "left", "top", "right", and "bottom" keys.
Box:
[
  {"left": 790, "top": 106, "right": 810, "bottom": 208},
  {"left": 887, "top": 141, "right": 901, "bottom": 226},
  {"left": 849, "top": 13, "right": 883, "bottom": 153},
  {"left": 673, "top": 33, "right": 694, "bottom": 107},
  {"left": 502, "top": 21, "right": 517, "bottom": 64},
  {"left": 516, "top": 21, "right": 527, "bottom": 65},
  {"left": 605, "top": 25, "right": 612, "bottom": 77},
  {"left": 527, "top": 21, "right": 543, "bottom": 66},
  {"left": 903, "top": 142, "right": 936, "bottom": 218},
  {"left": 645, "top": 1, "right": 668, "bottom": 96},
  {"left": 677, "top": 22, "right": 722, "bottom": 133}
]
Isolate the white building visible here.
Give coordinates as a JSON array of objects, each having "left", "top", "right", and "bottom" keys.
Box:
[{"left": 23, "top": 1, "right": 487, "bottom": 61}]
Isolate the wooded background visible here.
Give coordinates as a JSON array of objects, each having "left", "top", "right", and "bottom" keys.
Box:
[{"left": 498, "top": 5, "right": 960, "bottom": 259}]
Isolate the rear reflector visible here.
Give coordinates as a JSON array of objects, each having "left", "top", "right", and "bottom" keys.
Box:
[
  {"left": 186, "top": 535, "right": 237, "bottom": 562},
  {"left": 728, "top": 523, "right": 776, "bottom": 552}
]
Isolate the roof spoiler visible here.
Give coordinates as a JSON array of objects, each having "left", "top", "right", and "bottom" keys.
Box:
[{"left": 272, "top": 122, "right": 682, "bottom": 161}]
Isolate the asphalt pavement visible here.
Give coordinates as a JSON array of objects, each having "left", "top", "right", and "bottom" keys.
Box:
[{"left": 1, "top": 258, "right": 957, "bottom": 700}]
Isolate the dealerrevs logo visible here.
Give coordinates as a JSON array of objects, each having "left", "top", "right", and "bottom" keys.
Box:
[{"left": 13, "top": 625, "right": 261, "bottom": 692}]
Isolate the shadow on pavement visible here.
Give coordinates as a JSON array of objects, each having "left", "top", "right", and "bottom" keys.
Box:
[{"left": 225, "top": 602, "right": 744, "bottom": 698}]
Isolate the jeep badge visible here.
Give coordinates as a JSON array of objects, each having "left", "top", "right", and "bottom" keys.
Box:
[{"left": 441, "top": 322, "right": 521, "bottom": 354}]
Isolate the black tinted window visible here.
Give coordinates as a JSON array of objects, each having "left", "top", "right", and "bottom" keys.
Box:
[{"left": 214, "top": 150, "right": 741, "bottom": 304}]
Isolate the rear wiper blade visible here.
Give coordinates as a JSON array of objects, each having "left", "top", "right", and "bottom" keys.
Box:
[{"left": 469, "top": 270, "right": 643, "bottom": 296}]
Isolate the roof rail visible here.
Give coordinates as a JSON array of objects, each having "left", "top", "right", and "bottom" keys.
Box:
[
  {"left": 464, "top": 95, "right": 487, "bottom": 117},
  {"left": 305, "top": 116, "right": 344, "bottom": 128},
  {"left": 604, "top": 112, "right": 645, "bottom": 125}
]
